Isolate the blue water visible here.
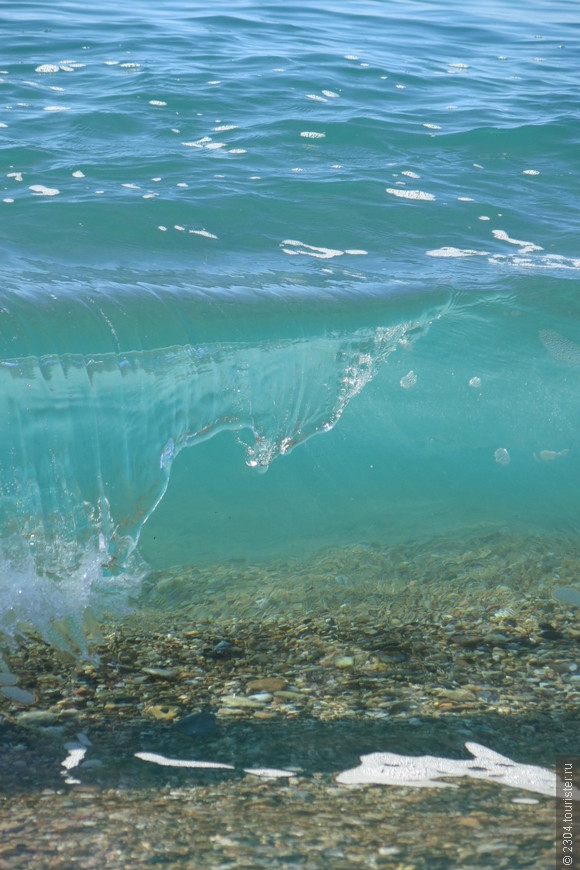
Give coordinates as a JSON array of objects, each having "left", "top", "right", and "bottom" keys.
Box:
[{"left": 0, "top": 0, "right": 579, "bottom": 644}]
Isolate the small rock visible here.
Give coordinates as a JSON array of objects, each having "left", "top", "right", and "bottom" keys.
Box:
[
  {"left": 220, "top": 695, "right": 265, "bottom": 709},
  {"left": 16, "top": 710, "right": 59, "bottom": 726},
  {"left": 1, "top": 686, "right": 37, "bottom": 705},
  {"left": 174, "top": 712, "right": 217, "bottom": 736},
  {"left": 273, "top": 690, "right": 306, "bottom": 701},
  {"left": 141, "top": 667, "right": 177, "bottom": 679},
  {"left": 0, "top": 673, "right": 19, "bottom": 687},
  {"left": 246, "top": 677, "right": 286, "bottom": 693},
  {"left": 334, "top": 656, "right": 354, "bottom": 669},
  {"left": 144, "top": 705, "right": 179, "bottom": 720}
]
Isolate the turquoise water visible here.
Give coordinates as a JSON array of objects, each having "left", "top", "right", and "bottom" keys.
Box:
[{"left": 0, "top": 0, "right": 579, "bottom": 643}]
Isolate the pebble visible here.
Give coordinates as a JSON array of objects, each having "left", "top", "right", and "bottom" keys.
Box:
[
  {"left": 220, "top": 695, "right": 265, "bottom": 709},
  {"left": 1, "top": 686, "right": 37, "bottom": 705},
  {"left": 143, "top": 705, "right": 179, "bottom": 720},
  {"left": 174, "top": 712, "right": 217, "bottom": 736},
  {"left": 0, "top": 673, "right": 19, "bottom": 687},
  {"left": 246, "top": 677, "right": 286, "bottom": 693},
  {"left": 141, "top": 667, "right": 177, "bottom": 679},
  {"left": 273, "top": 690, "right": 306, "bottom": 701},
  {"left": 334, "top": 656, "right": 355, "bottom": 669}
]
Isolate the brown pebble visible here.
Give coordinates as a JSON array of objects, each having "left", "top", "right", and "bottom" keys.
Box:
[{"left": 246, "top": 677, "right": 286, "bottom": 693}]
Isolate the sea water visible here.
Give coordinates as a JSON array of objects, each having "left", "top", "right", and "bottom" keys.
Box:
[{"left": 1, "top": 0, "right": 579, "bottom": 644}]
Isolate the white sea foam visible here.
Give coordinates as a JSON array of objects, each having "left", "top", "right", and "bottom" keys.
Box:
[
  {"left": 43, "top": 105, "right": 70, "bottom": 112},
  {"left": 158, "top": 225, "right": 167, "bottom": 231},
  {"left": 281, "top": 239, "right": 343, "bottom": 259},
  {"left": 120, "top": 62, "right": 140, "bottom": 69},
  {"left": 229, "top": 148, "right": 246, "bottom": 154},
  {"left": 492, "top": 228, "right": 543, "bottom": 253},
  {"left": 136, "top": 752, "right": 234, "bottom": 770},
  {"left": 8, "top": 172, "right": 23, "bottom": 182},
  {"left": 336, "top": 742, "right": 566, "bottom": 798},
  {"left": 400, "top": 370, "right": 417, "bottom": 389},
  {"left": 426, "top": 247, "right": 488, "bottom": 258},
  {"left": 29, "top": 184, "right": 60, "bottom": 196},
  {"left": 3, "top": 198, "right": 14, "bottom": 203},
  {"left": 72, "top": 170, "right": 85, "bottom": 178},
  {"left": 213, "top": 124, "right": 237, "bottom": 132},
  {"left": 189, "top": 229, "right": 218, "bottom": 239},
  {"left": 306, "top": 94, "right": 327, "bottom": 102},
  {"left": 122, "top": 183, "right": 140, "bottom": 189},
  {"left": 402, "top": 170, "right": 420, "bottom": 179},
  {"left": 300, "top": 131, "right": 326, "bottom": 139},
  {"left": 523, "top": 169, "right": 540, "bottom": 175},
  {"left": 423, "top": 123, "right": 441, "bottom": 130},
  {"left": 35, "top": 64, "right": 59, "bottom": 74},
  {"left": 149, "top": 100, "right": 167, "bottom": 106},
  {"left": 322, "top": 90, "right": 339, "bottom": 98},
  {"left": 386, "top": 188, "right": 435, "bottom": 201}
]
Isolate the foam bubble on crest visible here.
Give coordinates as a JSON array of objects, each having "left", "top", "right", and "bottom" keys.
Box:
[
  {"left": 492, "top": 228, "right": 543, "bottom": 253},
  {"left": 423, "top": 123, "right": 441, "bottom": 130},
  {"left": 306, "top": 94, "right": 327, "bottom": 102},
  {"left": 149, "top": 100, "right": 167, "bottom": 106},
  {"left": 386, "top": 188, "right": 435, "bottom": 201},
  {"left": 72, "top": 170, "right": 85, "bottom": 178},
  {"left": 400, "top": 370, "right": 417, "bottom": 389},
  {"left": 402, "top": 170, "right": 420, "bottom": 179},
  {"left": 281, "top": 239, "right": 343, "bottom": 259},
  {"left": 427, "top": 246, "right": 489, "bottom": 259},
  {"left": 29, "top": 184, "right": 60, "bottom": 196},
  {"left": 300, "top": 131, "right": 325, "bottom": 139},
  {"left": 322, "top": 90, "right": 339, "bottom": 98},
  {"left": 523, "top": 169, "right": 540, "bottom": 175},
  {"left": 189, "top": 229, "right": 218, "bottom": 239},
  {"left": 35, "top": 64, "right": 59, "bottom": 74},
  {"left": 229, "top": 148, "right": 246, "bottom": 154},
  {"left": 43, "top": 105, "right": 70, "bottom": 112},
  {"left": 336, "top": 742, "right": 566, "bottom": 798}
]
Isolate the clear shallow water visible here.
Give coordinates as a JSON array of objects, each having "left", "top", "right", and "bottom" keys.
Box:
[{"left": 0, "top": 0, "right": 579, "bottom": 643}]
